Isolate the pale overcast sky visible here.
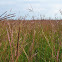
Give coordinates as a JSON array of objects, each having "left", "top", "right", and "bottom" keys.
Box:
[{"left": 0, "top": 0, "right": 62, "bottom": 19}]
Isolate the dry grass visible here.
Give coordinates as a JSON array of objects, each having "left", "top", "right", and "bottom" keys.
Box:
[{"left": 0, "top": 20, "right": 62, "bottom": 62}]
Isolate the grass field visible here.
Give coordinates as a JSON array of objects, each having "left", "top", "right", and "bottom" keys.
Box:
[{"left": 0, "top": 20, "right": 62, "bottom": 62}]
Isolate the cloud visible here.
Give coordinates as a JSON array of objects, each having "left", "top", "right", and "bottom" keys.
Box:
[{"left": 0, "top": 1, "right": 15, "bottom": 5}]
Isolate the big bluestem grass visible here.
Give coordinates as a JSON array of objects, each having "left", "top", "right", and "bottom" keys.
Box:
[{"left": 0, "top": 20, "right": 62, "bottom": 62}]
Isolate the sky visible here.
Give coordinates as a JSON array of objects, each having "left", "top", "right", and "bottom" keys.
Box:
[{"left": 0, "top": 0, "right": 62, "bottom": 20}]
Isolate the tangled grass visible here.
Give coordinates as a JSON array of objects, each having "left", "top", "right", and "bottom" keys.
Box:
[{"left": 0, "top": 20, "right": 62, "bottom": 62}]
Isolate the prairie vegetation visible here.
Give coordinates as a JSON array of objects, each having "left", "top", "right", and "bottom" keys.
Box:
[{"left": 0, "top": 20, "right": 62, "bottom": 62}]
